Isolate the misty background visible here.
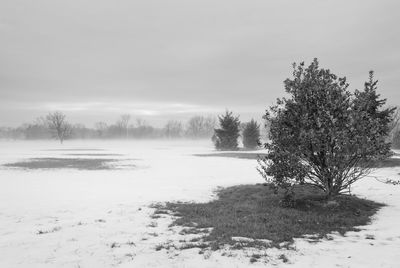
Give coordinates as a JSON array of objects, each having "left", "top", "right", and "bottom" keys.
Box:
[{"left": 1, "top": 0, "right": 399, "bottom": 129}]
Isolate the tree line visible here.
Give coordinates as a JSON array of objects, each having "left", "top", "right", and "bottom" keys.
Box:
[
  {"left": 0, "top": 114, "right": 218, "bottom": 142},
  {"left": 0, "top": 111, "right": 267, "bottom": 147}
]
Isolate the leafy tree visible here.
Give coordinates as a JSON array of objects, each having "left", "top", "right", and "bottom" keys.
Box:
[
  {"left": 213, "top": 111, "right": 241, "bottom": 150},
  {"left": 242, "top": 119, "right": 261, "bottom": 149},
  {"left": 258, "top": 59, "right": 394, "bottom": 199}
]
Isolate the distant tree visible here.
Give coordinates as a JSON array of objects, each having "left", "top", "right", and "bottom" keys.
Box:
[
  {"left": 391, "top": 129, "right": 400, "bottom": 149},
  {"left": 116, "top": 114, "right": 130, "bottom": 138},
  {"left": 186, "top": 116, "right": 216, "bottom": 138},
  {"left": 164, "top": 120, "right": 183, "bottom": 138},
  {"left": 94, "top": 122, "right": 108, "bottom": 138},
  {"left": 135, "top": 118, "right": 146, "bottom": 128},
  {"left": 389, "top": 107, "right": 400, "bottom": 133},
  {"left": 262, "top": 117, "right": 272, "bottom": 141},
  {"left": 46, "top": 111, "right": 71, "bottom": 143},
  {"left": 70, "top": 123, "right": 94, "bottom": 139},
  {"left": 242, "top": 119, "right": 261, "bottom": 149},
  {"left": 203, "top": 116, "right": 217, "bottom": 138},
  {"left": 258, "top": 59, "right": 394, "bottom": 199},
  {"left": 0, "top": 127, "right": 11, "bottom": 139},
  {"left": 11, "top": 126, "right": 26, "bottom": 140},
  {"left": 130, "top": 118, "right": 152, "bottom": 138},
  {"left": 213, "top": 111, "right": 241, "bottom": 150},
  {"left": 24, "top": 117, "right": 51, "bottom": 139},
  {"left": 388, "top": 107, "right": 400, "bottom": 147}
]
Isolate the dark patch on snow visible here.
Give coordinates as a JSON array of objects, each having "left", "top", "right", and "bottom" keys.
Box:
[
  {"left": 194, "top": 152, "right": 267, "bottom": 160},
  {"left": 42, "top": 148, "right": 105, "bottom": 151},
  {"left": 3, "top": 157, "right": 135, "bottom": 170},
  {"left": 63, "top": 153, "right": 124, "bottom": 156}
]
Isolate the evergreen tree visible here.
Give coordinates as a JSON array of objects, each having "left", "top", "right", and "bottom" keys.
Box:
[
  {"left": 258, "top": 59, "right": 394, "bottom": 199},
  {"left": 242, "top": 119, "right": 261, "bottom": 149},
  {"left": 213, "top": 111, "right": 240, "bottom": 150}
]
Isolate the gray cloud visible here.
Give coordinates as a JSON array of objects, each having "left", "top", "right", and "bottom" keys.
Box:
[{"left": 1, "top": 0, "right": 399, "bottom": 126}]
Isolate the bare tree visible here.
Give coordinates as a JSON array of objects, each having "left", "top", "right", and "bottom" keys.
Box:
[
  {"left": 164, "top": 120, "right": 183, "bottom": 138},
  {"left": 116, "top": 114, "right": 131, "bottom": 138},
  {"left": 185, "top": 115, "right": 216, "bottom": 138},
  {"left": 94, "top": 121, "right": 108, "bottom": 138},
  {"left": 135, "top": 118, "right": 146, "bottom": 128},
  {"left": 46, "top": 111, "right": 71, "bottom": 143},
  {"left": 389, "top": 106, "right": 400, "bottom": 148},
  {"left": 389, "top": 106, "right": 400, "bottom": 138},
  {"left": 24, "top": 116, "right": 50, "bottom": 139}
]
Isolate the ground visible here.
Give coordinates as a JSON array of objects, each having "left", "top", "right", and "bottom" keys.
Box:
[{"left": 0, "top": 140, "right": 399, "bottom": 268}]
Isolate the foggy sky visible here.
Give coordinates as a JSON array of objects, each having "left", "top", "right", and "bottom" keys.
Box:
[{"left": 1, "top": 0, "right": 399, "bottom": 127}]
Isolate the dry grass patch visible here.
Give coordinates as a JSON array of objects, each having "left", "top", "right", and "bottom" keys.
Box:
[
  {"left": 154, "top": 184, "right": 383, "bottom": 250},
  {"left": 4, "top": 157, "right": 124, "bottom": 170}
]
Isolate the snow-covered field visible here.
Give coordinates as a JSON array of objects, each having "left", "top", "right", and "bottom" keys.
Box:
[{"left": 0, "top": 140, "right": 399, "bottom": 268}]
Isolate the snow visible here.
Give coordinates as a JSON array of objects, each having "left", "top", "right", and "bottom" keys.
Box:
[{"left": 0, "top": 140, "right": 399, "bottom": 267}]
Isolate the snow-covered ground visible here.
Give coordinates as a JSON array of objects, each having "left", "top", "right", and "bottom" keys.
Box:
[{"left": 0, "top": 140, "right": 399, "bottom": 268}]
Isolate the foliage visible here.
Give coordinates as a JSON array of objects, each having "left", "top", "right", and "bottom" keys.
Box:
[
  {"left": 213, "top": 111, "right": 241, "bottom": 150},
  {"left": 242, "top": 119, "right": 261, "bottom": 149},
  {"left": 258, "top": 59, "right": 395, "bottom": 198}
]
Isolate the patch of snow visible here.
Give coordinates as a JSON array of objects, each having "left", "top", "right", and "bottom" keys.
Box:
[{"left": 0, "top": 140, "right": 399, "bottom": 267}]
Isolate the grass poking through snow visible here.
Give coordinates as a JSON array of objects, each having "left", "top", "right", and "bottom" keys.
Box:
[
  {"left": 4, "top": 157, "right": 135, "bottom": 170},
  {"left": 153, "top": 184, "right": 384, "bottom": 250}
]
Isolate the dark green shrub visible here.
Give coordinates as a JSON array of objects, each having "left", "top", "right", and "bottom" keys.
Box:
[
  {"left": 213, "top": 111, "right": 240, "bottom": 150},
  {"left": 258, "top": 59, "right": 394, "bottom": 199},
  {"left": 242, "top": 119, "right": 261, "bottom": 149}
]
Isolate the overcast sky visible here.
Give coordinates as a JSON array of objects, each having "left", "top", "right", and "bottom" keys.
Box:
[{"left": 1, "top": 0, "right": 399, "bottom": 127}]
